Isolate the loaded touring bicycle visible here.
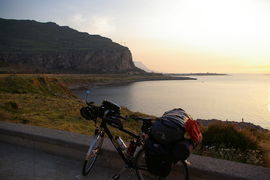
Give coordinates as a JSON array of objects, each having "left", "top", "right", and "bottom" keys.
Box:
[{"left": 80, "top": 98, "right": 201, "bottom": 179}]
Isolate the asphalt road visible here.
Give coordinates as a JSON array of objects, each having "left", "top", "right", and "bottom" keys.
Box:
[
  {"left": 0, "top": 142, "right": 225, "bottom": 180},
  {"left": 0, "top": 142, "right": 139, "bottom": 180}
]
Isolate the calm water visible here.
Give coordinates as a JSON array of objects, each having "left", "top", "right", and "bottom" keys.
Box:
[{"left": 73, "top": 74, "right": 270, "bottom": 129}]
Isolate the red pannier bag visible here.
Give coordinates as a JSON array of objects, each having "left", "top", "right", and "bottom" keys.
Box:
[{"left": 184, "top": 118, "right": 202, "bottom": 146}]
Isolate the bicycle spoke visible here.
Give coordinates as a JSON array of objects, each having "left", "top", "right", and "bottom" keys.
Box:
[{"left": 82, "top": 134, "right": 104, "bottom": 176}]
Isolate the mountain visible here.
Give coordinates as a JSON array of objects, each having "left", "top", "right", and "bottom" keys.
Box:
[
  {"left": 134, "top": 61, "right": 152, "bottom": 72},
  {"left": 0, "top": 18, "right": 143, "bottom": 73}
]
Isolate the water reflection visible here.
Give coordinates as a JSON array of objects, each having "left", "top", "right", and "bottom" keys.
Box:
[{"left": 73, "top": 74, "right": 270, "bottom": 129}]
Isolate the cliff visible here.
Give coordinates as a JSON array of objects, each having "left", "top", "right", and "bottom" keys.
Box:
[{"left": 0, "top": 18, "right": 141, "bottom": 73}]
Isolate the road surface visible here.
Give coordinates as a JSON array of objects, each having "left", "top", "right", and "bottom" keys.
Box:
[{"left": 0, "top": 142, "right": 221, "bottom": 180}]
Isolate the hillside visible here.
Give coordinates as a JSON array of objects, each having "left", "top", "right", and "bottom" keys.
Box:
[
  {"left": 0, "top": 18, "right": 142, "bottom": 73},
  {"left": 0, "top": 74, "right": 149, "bottom": 136}
]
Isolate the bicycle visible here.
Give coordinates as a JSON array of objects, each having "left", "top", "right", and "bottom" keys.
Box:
[{"left": 80, "top": 100, "right": 189, "bottom": 180}]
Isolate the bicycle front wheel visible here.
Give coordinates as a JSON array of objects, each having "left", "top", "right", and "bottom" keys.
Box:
[
  {"left": 82, "top": 132, "right": 104, "bottom": 176},
  {"left": 135, "top": 148, "right": 189, "bottom": 180}
]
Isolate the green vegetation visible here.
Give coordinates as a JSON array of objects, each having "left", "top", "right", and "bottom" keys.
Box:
[
  {"left": 0, "top": 75, "right": 90, "bottom": 134},
  {"left": 0, "top": 75, "right": 74, "bottom": 96},
  {"left": 202, "top": 123, "right": 257, "bottom": 150},
  {"left": 0, "top": 74, "right": 152, "bottom": 136},
  {"left": 195, "top": 123, "right": 270, "bottom": 167}
]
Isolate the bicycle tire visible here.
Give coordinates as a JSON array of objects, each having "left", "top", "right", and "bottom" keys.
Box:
[
  {"left": 82, "top": 133, "right": 104, "bottom": 176},
  {"left": 135, "top": 148, "right": 189, "bottom": 180}
]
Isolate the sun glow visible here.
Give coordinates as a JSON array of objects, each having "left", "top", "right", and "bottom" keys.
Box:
[
  {"left": 141, "top": 0, "right": 270, "bottom": 52},
  {"left": 128, "top": 0, "right": 270, "bottom": 72}
]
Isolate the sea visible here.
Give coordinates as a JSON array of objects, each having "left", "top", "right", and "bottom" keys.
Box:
[{"left": 73, "top": 74, "right": 270, "bottom": 129}]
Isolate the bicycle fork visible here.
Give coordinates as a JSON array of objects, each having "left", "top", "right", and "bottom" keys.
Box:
[{"left": 85, "top": 135, "right": 100, "bottom": 160}]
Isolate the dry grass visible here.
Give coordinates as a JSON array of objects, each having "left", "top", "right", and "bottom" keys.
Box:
[
  {"left": 196, "top": 122, "right": 270, "bottom": 166},
  {"left": 0, "top": 74, "right": 94, "bottom": 135},
  {"left": 0, "top": 92, "right": 95, "bottom": 135},
  {"left": 0, "top": 74, "right": 153, "bottom": 138},
  {"left": 255, "top": 131, "right": 270, "bottom": 167}
]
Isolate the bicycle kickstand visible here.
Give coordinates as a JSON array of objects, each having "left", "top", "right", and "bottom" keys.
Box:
[{"left": 112, "top": 165, "right": 128, "bottom": 180}]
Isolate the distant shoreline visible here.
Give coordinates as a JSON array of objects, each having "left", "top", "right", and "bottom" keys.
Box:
[
  {"left": 66, "top": 74, "right": 197, "bottom": 90},
  {"left": 166, "top": 73, "right": 229, "bottom": 76},
  {"left": 0, "top": 73, "right": 197, "bottom": 90}
]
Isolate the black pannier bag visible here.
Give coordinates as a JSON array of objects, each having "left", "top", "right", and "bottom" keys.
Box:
[
  {"left": 144, "top": 138, "right": 173, "bottom": 177},
  {"left": 101, "top": 100, "right": 123, "bottom": 128},
  {"left": 150, "top": 108, "right": 189, "bottom": 144},
  {"left": 144, "top": 108, "right": 194, "bottom": 177},
  {"left": 171, "top": 139, "right": 192, "bottom": 162},
  {"left": 144, "top": 138, "right": 193, "bottom": 177}
]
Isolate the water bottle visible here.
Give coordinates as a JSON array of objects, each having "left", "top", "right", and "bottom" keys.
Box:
[{"left": 115, "top": 136, "right": 127, "bottom": 151}]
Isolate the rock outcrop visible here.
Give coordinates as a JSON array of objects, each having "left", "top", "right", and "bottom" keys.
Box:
[{"left": 0, "top": 18, "right": 142, "bottom": 73}]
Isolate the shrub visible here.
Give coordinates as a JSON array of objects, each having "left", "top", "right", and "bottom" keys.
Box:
[{"left": 202, "top": 123, "right": 258, "bottom": 150}]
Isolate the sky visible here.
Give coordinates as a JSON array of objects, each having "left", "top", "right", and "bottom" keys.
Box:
[{"left": 0, "top": 0, "right": 270, "bottom": 73}]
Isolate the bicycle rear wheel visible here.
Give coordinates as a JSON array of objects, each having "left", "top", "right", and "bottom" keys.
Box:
[
  {"left": 135, "top": 149, "right": 189, "bottom": 180},
  {"left": 82, "top": 132, "right": 104, "bottom": 176}
]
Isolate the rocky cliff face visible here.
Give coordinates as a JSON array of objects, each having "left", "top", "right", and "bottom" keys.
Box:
[
  {"left": 0, "top": 48, "right": 137, "bottom": 73},
  {"left": 0, "top": 18, "right": 142, "bottom": 73}
]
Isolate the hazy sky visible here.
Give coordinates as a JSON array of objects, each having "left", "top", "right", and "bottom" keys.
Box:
[{"left": 1, "top": 0, "right": 270, "bottom": 73}]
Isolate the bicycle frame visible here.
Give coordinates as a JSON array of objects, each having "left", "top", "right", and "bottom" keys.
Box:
[
  {"left": 98, "top": 112, "right": 144, "bottom": 166},
  {"left": 82, "top": 102, "right": 189, "bottom": 180}
]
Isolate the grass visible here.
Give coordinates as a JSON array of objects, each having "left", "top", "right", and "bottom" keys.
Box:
[
  {"left": 0, "top": 74, "right": 92, "bottom": 134},
  {"left": 253, "top": 130, "right": 270, "bottom": 167},
  {"left": 195, "top": 122, "right": 270, "bottom": 166},
  {"left": 0, "top": 74, "right": 153, "bottom": 137},
  {"left": 0, "top": 92, "right": 92, "bottom": 134},
  {"left": 201, "top": 123, "right": 258, "bottom": 150}
]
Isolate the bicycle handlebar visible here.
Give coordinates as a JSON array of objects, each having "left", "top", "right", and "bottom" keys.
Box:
[{"left": 80, "top": 100, "right": 153, "bottom": 134}]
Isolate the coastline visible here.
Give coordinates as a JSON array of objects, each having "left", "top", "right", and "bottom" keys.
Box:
[
  {"left": 66, "top": 75, "right": 197, "bottom": 90},
  {"left": 166, "top": 73, "right": 229, "bottom": 76},
  {"left": 0, "top": 73, "right": 196, "bottom": 91}
]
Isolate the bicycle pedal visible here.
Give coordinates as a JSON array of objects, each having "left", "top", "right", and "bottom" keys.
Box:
[{"left": 112, "top": 174, "right": 120, "bottom": 180}]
